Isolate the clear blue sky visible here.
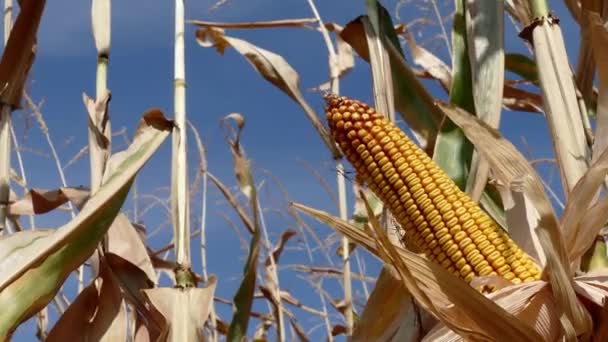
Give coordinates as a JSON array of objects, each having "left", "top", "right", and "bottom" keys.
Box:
[{"left": 6, "top": 0, "right": 578, "bottom": 340}]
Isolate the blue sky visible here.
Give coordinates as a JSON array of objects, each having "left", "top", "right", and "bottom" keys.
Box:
[{"left": 6, "top": 0, "right": 579, "bottom": 340}]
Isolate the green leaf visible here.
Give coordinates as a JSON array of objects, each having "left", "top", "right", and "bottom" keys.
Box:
[
  {"left": 433, "top": 0, "right": 475, "bottom": 190},
  {"left": 505, "top": 53, "right": 539, "bottom": 83}
]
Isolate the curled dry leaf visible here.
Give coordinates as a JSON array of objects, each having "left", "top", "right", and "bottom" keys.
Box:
[
  {"left": 562, "top": 144, "right": 608, "bottom": 263},
  {"left": 195, "top": 26, "right": 340, "bottom": 158},
  {"left": 221, "top": 113, "right": 253, "bottom": 199},
  {"left": 8, "top": 187, "right": 89, "bottom": 216},
  {"left": 46, "top": 262, "right": 127, "bottom": 342},
  {"left": 315, "top": 23, "right": 355, "bottom": 90}
]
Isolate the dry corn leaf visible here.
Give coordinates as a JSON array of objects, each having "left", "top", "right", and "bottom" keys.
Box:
[
  {"left": 0, "top": 0, "right": 45, "bottom": 107},
  {"left": 493, "top": 184, "right": 545, "bottom": 266},
  {"left": 0, "top": 110, "right": 171, "bottom": 339},
  {"left": 91, "top": 0, "right": 111, "bottom": 56},
  {"left": 143, "top": 276, "right": 217, "bottom": 342},
  {"left": 437, "top": 102, "right": 592, "bottom": 337},
  {"left": 589, "top": 12, "right": 608, "bottom": 161},
  {"left": 261, "top": 230, "right": 295, "bottom": 341},
  {"left": 562, "top": 145, "right": 608, "bottom": 263},
  {"left": 195, "top": 26, "right": 340, "bottom": 159},
  {"left": 221, "top": 113, "right": 253, "bottom": 199},
  {"left": 401, "top": 28, "right": 451, "bottom": 92},
  {"left": 84, "top": 91, "right": 112, "bottom": 192},
  {"left": 352, "top": 265, "right": 416, "bottom": 342},
  {"left": 315, "top": 23, "right": 355, "bottom": 91},
  {"left": 360, "top": 15, "right": 395, "bottom": 123},
  {"left": 46, "top": 262, "right": 127, "bottom": 342},
  {"left": 8, "top": 187, "right": 89, "bottom": 215},
  {"left": 293, "top": 202, "right": 543, "bottom": 341},
  {"left": 425, "top": 281, "right": 561, "bottom": 341},
  {"left": 504, "top": 0, "right": 532, "bottom": 26},
  {"left": 106, "top": 213, "right": 156, "bottom": 284},
  {"left": 189, "top": 18, "right": 318, "bottom": 30},
  {"left": 575, "top": 4, "right": 598, "bottom": 113},
  {"left": 208, "top": 173, "right": 254, "bottom": 234},
  {"left": 104, "top": 252, "right": 165, "bottom": 340}
]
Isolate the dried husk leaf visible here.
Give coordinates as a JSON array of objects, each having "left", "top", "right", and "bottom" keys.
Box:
[
  {"left": 293, "top": 202, "right": 543, "bottom": 341},
  {"left": 437, "top": 103, "right": 592, "bottom": 337},
  {"left": 493, "top": 183, "right": 545, "bottom": 266},
  {"left": 352, "top": 265, "right": 417, "bottom": 342},
  {"left": 425, "top": 281, "right": 561, "bottom": 341}
]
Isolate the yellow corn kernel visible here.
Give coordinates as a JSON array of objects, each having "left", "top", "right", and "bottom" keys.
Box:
[{"left": 325, "top": 94, "right": 541, "bottom": 286}]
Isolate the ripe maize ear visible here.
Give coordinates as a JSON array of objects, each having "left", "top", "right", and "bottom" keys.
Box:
[{"left": 325, "top": 94, "right": 541, "bottom": 284}]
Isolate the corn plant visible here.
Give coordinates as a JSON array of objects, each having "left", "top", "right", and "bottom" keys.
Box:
[{"left": 3, "top": 0, "right": 608, "bottom": 341}]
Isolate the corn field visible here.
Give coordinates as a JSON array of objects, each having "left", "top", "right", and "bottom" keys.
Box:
[{"left": 1, "top": 0, "right": 608, "bottom": 341}]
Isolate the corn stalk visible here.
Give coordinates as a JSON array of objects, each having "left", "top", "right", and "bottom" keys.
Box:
[
  {"left": 307, "top": 0, "right": 352, "bottom": 336},
  {"left": 523, "top": 0, "right": 592, "bottom": 337},
  {"left": 172, "top": 0, "right": 192, "bottom": 279}
]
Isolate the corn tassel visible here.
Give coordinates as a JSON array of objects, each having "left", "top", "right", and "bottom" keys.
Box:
[{"left": 325, "top": 94, "right": 541, "bottom": 284}]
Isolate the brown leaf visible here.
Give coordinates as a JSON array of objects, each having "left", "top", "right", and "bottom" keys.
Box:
[
  {"left": 8, "top": 187, "right": 89, "bottom": 215},
  {"left": 84, "top": 91, "right": 112, "bottom": 191},
  {"left": 589, "top": 13, "right": 608, "bottom": 161},
  {"left": 106, "top": 213, "right": 156, "bottom": 283},
  {"left": 266, "top": 229, "right": 296, "bottom": 266},
  {"left": 0, "top": 0, "right": 45, "bottom": 107},
  {"left": 46, "top": 262, "right": 127, "bottom": 341},
  {"left": 195, "top": 27, "right": 340, "bottom": 159},
  {"left": 352, "top": 265, "right": 417, "bottom": 342}
]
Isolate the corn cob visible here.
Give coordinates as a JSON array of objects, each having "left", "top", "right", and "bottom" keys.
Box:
[{"left": 325, "top": 94, "right": 541, "bottom": 284}]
